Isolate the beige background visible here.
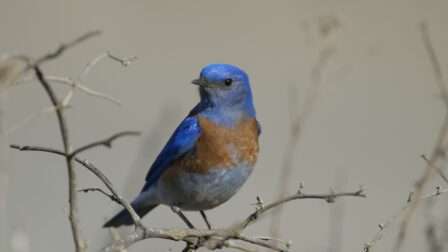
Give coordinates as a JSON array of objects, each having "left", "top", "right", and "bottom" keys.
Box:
[{"left": 1, "top": 0, "right": 448, "bottom": 251}]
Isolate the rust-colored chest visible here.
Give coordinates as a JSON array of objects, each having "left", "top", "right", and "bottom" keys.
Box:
[{"left": 182, "top": 115, "right": 259, "bottom": 174}]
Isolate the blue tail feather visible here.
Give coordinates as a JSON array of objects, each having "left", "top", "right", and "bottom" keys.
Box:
[{"left": 103, "top": 204, "right": 158, "bottom": 228}]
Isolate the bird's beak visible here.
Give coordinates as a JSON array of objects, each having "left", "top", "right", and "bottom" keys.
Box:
[{"left": 191, "top": 78, "right": 209, "bottom": 87}]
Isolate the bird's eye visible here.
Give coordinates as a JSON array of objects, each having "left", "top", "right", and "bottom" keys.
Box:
[{"left": 224, "top": 78, "right": 233, "bottom": 86}]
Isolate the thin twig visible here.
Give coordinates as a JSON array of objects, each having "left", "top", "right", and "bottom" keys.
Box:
[
  {"left": 238, "top": 186, "right": 366, "bottom": 232},
  {"left": 15, "top": 76, "right": 123, "bottom": 105},
  {"left": 79, "top": 53, "right": 108, "bottom": 79},
  {"left": 5, "top": 104, "right": 70, "bottom": 135},
  {"left": 364, "top": 187, "right": 448, "bottom": 252},
  {"left": 79, "top": 52, "right": 137, "bottom": 80},
  {"left": 69, "top": 131, "right": 140, "bottom": 158},
  {"left": 32, "top": 31, "right": 102, "bottom": 68},
  {"left": 106, "top": 52, "right": 138, "bottom": 67},
  {"left": 78, "top": 187, "right": 121, "bottom": 204}
]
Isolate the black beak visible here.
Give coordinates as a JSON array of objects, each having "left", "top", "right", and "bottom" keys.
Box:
[{"left": 191, "top": 79, "right": 208, "bottom": 87}]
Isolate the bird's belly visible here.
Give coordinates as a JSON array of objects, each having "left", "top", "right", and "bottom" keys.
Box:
[{"left": 156, "top": 164, "right": 253, "bottom": 210}]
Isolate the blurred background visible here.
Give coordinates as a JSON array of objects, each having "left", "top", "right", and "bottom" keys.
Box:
[{"left": 1, "top": 0, "right": 448, "bottom": 251}]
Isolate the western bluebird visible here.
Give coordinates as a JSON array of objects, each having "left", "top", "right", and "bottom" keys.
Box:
[{"left": 104, "top": 64, "right": 260, "bottom": 228}]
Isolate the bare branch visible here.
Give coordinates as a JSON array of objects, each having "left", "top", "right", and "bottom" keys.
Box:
[
  {"left": 9, "top": 144, "right": 143, "bottom": 228},
  {"left": 69, "top": 131, "right": 140, "bottom": 158},
  {"left": 364, "top": 187, "right": 448, "bottom": 252},
  {"left": 103, "top": 185, "right": 365, "bottom": 251},
  {"left": 237, "top": 186, "right": 366, "bottom": 232},
  {"left": 33, "top": 66, "right": 85, "bottom": 251},
  {"left": 236, "top": 234, "right": 292, "bottom": 251}
]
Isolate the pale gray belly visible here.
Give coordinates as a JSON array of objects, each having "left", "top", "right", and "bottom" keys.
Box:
[{"left": 155, "top": 164, "right": 253, "bottom": 210}]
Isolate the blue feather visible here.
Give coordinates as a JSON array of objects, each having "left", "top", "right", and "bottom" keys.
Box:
[{"left": 142, "top": 116, "right": 201, "bottom": 191}]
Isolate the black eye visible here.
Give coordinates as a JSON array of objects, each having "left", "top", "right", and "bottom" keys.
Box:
[{"left": 224, "top": 78, "right": 233, "bottom": 86}]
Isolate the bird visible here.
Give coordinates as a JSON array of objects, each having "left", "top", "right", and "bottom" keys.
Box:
[{"left": 104, "top": 64, "right": 260, "bottom": 228}]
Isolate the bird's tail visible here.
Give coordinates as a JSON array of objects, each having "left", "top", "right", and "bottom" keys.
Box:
[{"left": 103, "top": 203, "right": 158, "bottom": 228}]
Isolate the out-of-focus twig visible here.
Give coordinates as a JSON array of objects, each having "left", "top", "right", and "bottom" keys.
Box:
[
  {"left": 393, "top": 22, "right": 448, "bottom": 252},
  {"left": 62, "top": 51, "right": 136, "bottom": 105},
  {"left": 0, "top": 58, "right": 21, "bottom": 252},
  {"left": 5, "top": 104, "right": 70, "bottom": 135},
  {"left": 269, "top": 15, "right": 339, "bottom": 238},
  {"left": 421, "top": 154, "right": 448, "bottom": 184},
  {"left": 364, "top": 187, "right": 448, "bottom": 252},
  {"left": 15, "top": 76, "right": 122, "bottom": 105}
]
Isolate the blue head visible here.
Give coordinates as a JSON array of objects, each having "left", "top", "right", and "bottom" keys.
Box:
[{"left": 191, "top": 64, "right": 256, "bottom": 123}]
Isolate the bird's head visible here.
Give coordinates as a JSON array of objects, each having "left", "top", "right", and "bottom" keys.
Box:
[{"left": 192, "top": 64, "right": 255, "bottom": 117}]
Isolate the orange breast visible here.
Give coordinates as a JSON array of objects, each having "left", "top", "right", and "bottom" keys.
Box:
[{"left": 183, "top": 115, "right": 259, "bottom": 174}]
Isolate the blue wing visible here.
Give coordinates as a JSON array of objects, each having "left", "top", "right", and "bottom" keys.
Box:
[{"left": 141, "top": 116, "right": 201, "bottom": 192}]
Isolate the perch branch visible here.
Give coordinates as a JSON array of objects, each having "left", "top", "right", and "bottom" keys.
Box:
[{"left": 103, "top": 186, "right": 365, "bottom": 251}]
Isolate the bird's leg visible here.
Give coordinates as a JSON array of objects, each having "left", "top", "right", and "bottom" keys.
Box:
[
  {"left": 170, "top": 205, "right": 195, "bottom": 229},
  {"left": 200, "top": 210, "right": 212, "bottom": 229}
]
